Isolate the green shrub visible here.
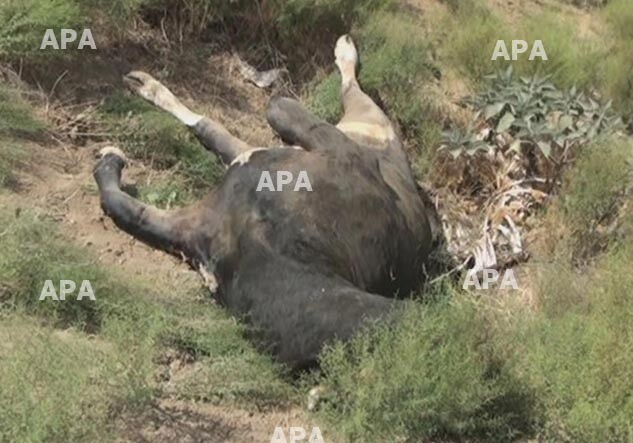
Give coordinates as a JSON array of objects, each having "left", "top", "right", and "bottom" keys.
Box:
[
  {"left": 319, "top": 285, "right": 532, "bottom": 442},
  {"left": 0, "top": 213, "right": 162, "bottom": 442},
  {"left": 308, "top": 72, "right": 343, "bottom": 123},
  {"left": 0, "top": 210, "right": 152, "bottom": 329},
  {"left": 516, "top": 13, "right": 602, "bottom": 90},
  {"left": 561, "top": 135, "right": 631, "bottom": 258},
  {"left": 0, "top": 208, "right": 295, "bottom": 428},
  {"left": 523, "top": 240, "right": 633, "bottom": 442},
  {"left": 442, "top": 69, "right": 623, "bottom": 161},
  {"left": 0, "top": 0, "right": 149, "bottom": 59},
  {"left": 441, "top": 2, "right": 631, "bottom": 117},
  {"left": 601, "top": 0, "right": 633, "bottom": 116}
]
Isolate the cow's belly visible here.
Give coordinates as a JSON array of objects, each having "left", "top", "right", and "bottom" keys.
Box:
[{"left": 217, "top": 146, "right": 431, "bottom": 296}]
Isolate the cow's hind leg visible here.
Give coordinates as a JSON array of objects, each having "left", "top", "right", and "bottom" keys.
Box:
[
  {"left": 334, "top": 35, "right": 399, "bottom": 149},
  {"left": 93, "top": 147, "right": 204, "bottom": 261},
  {"left": 123, "top": 71, "right": 251, "bottom": 165},
  {"left": 227, "top": 253, "right": 401, "bottom": 370}
]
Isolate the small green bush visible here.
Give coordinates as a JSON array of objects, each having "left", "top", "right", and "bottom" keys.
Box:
[
  {"left": 319, "top": 285, "right": 532, "bottom": 442},
  {"left": 443, "top": 3, "right": 509, "bottom": 83},
  {"left": 516, "top": 12, "right": 602, "bottom": 90},
  {"left": 523, "top": 240, "right": 633, "bottom": 442},
  {"left": 308, "top": 72, "right": 342, "bottom": 123},
  {"left": 0, "top": 210, "right": 150, "bottom": 329},
  {"left": 0, "top": 208, "right": 296, "bottom": 436},
  {"left": 441, "top": 1, "right": 631, "bottom": 117},
  {"left": 561, "top": 135, "right": 631, "bottom": 258},
  {"left": 601, "top": 0, "right": 633, "bottom": 116}
]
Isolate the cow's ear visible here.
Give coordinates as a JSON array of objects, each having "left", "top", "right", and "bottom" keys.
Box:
[{"left": 266, "top": 96, "right": 357, "bottom": 152}]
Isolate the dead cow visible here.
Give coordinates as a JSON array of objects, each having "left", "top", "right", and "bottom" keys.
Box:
[{"left": 94, "top": 35, "right": 434, "bottom": 369}]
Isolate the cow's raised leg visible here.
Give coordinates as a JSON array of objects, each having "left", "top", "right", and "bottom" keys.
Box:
[
  {"left": 123, "top": 71, "right": 251, "bottom": 165},
  {"left": 93, "top": 147, "right": 207, "bottom": 262},
  {"left": 334, "top": 35, "right": 396, "bottom": 144},
  {"left": 266, "top": 96, "right": 359, "bottom": 153},
  {"left": 333, "top": 35, "right": 407, "bottom": 165}
]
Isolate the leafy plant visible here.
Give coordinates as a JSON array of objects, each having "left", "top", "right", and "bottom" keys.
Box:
[
  {"left": 443, "top": 67, "right": 623, "bottom": 160},
  {"left": 439, "top": 123, "right": 490, "bottom": 158}
]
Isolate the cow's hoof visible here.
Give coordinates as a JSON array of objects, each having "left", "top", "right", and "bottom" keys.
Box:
[
  {"left": 123, "top": 71, "right": 174, "bottom": 108},
  {"left": 98, "top": 146, "right": 127, "bottom": 164},
  {"left": 334, "top": 34, "right": 358, "bottom": 68}
]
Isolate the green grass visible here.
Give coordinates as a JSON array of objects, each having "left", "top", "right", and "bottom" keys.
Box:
[
  {"left": 600, "top": 0, "right": 633, "bottom": 116},
  {"left": 442, "top": 1, "right": 510, "bottom": 84},
  {"left": 319, "top": 248, "right": 633, "bottom": 442},
  {"left": 440, "top": 0, "right": 632, "bottom": 116},
  {"left": 0, "top": 0, "right": 85, "bottom": 59},
  {"left": 0, "top": 84, "right": 45, "bottom": 189},
  {"left": 0, "top": 85, "right": 45, "bottom": 137},
  {"left": 0, "top": 315, "right": 138, "bottom": 443},
  {"left": 0, "top": 209, "right": 295, "bottom": 441},
  {"left": 0, "top": 0, "right": 148, "bottom": 59},
  {"left": 0, "top": 139, "right": 31, "bottom": 189},
  {"left": 561, "top": 135, "right": 631, "bottom": 259}
]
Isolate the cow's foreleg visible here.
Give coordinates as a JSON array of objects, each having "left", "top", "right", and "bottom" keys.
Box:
[
  {"left": 123, "top": 71, "right": 251, "bottom": 164},
  {"left": 93, "top": 147, "right": 203, "bottom": 261}
]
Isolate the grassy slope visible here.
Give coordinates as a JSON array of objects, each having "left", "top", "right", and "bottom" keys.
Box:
[
  {"left": 0, "top": 209, "right": 296, "bottom": 443},
  {"left": 0, "top": 0, "right": 631, "bottom": 442}
]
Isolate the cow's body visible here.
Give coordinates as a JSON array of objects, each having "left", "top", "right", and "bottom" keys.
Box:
[{"left": 94, "top": 36, "right": 434, "bottom": 368}]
